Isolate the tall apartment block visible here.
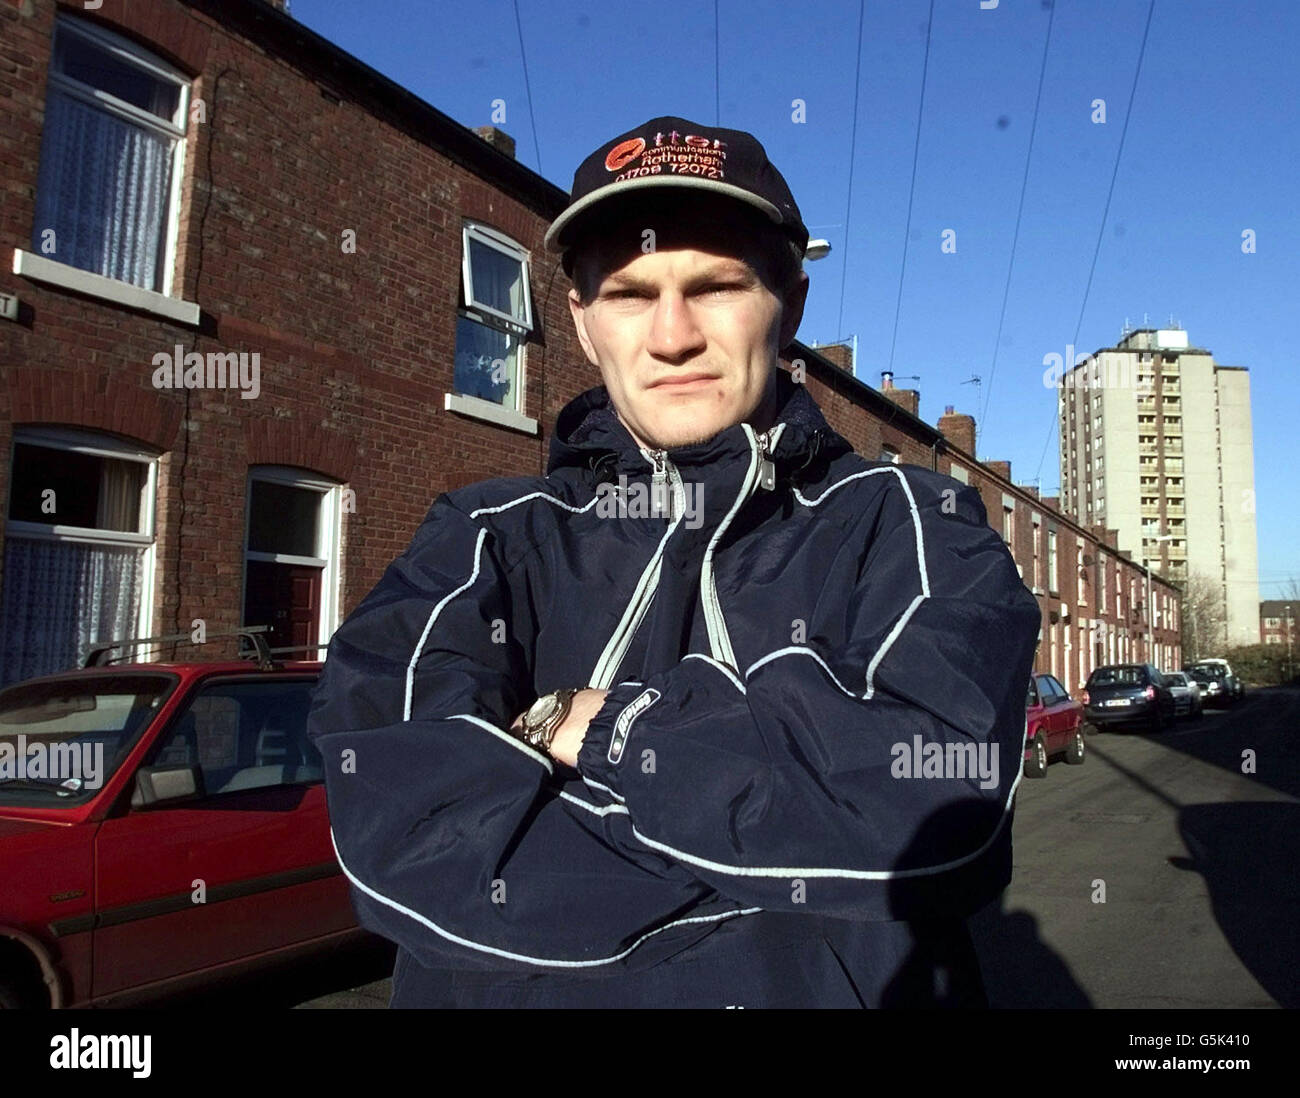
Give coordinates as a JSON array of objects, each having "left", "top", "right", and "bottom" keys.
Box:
[{"left": 1058, "top": 327, "right": 1259, "bottom": 649}]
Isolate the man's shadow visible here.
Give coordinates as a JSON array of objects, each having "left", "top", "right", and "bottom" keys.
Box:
[{"left": 875, "top": 797, "right": 1092, "bottom": 1007}]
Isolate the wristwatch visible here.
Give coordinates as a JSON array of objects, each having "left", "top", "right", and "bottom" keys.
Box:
[{"left": 518, "top": 688, "right": 579, "bottom": 753}]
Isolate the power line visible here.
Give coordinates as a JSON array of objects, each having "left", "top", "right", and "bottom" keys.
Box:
[
  {"left": 887, "top": 0, "right": 936, "bottom": 374},
  {"left": 835, "top": 0, "right": 867, "bottom": 366},
  {"left": 976, "top": 0, "right": 1057, "bottom": 454},
  {"left": 1034, "top": 0, "right": 1158, "bottom": 491},
  {"left": 512, "top": 0, "right": 542, "bottom": 175},
  {"left": 714, "top": 0, "right": 721, "bottom": 125}
]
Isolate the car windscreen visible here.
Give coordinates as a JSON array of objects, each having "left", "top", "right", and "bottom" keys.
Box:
[
  {"left": 1187, "top": 665, "right": 1225, "bottom": 682},
  {"left": 1088, "top": 666, "right": 1146, "bottom": 687},
  {"left": 0, "top": 674, "right": 178, "bottom": 801}
]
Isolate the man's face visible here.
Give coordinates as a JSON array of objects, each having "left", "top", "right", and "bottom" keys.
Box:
[{"left": 566, "top": 206, "right": 809, "bottom": 452}]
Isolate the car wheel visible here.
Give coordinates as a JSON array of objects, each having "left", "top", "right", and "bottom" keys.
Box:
[
  {"left": 1065, "top": 726, "right": 1086, "bottom": 765},
  {"left": 1024, "top": 733, "right": 1048, "bottom": 778},
  {"left": 0, "top": 974, "right": 34, "bottom": 1009}
]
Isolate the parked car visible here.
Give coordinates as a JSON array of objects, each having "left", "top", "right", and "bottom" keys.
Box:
[
  {"left": 1081, "top": 663, "right": 1177, "bottom": 733},
  {"left": 1183, "top": 659, "right": 1244, "bottom": 707},
  {"left": 0, "top": 643, "right": 368, "bottom": 1008},
  {"left": 1163, "top": 670, "right": 1203, "bottom": 719},
  {"left": 1023, "top": 672, "right": 1088, "bottom": 777}
]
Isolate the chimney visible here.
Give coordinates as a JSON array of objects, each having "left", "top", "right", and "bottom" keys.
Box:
[
  {"left": 881, "top": 370, "right": 893, "bottom": 389},
  {"left": 938, "top": 405, "right": 976, "bottom": 455},
  {"left": 882, "top": 387, "right": 920, "bottom": 416},
  {"left": 818, "top": 342, "right": 854, "bottom": 373},
  {"left": 987, "top": 460, "right": 1012, "bottom": 483},
  {"left": 474, "top": 126, "right": 516, "bottom": 159},
  {"left": 1040, "top": 494, "right": 1060, "bottom": 512},
  {"left": 1019, "top": 485, "right": 1040, "bottom": 500}
]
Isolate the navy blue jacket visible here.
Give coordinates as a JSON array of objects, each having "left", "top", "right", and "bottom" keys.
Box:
[{"left": 306, "top": 369, "right": 1042, "bottom": 1007}]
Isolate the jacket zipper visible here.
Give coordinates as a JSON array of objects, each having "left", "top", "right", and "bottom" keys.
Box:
[
  {"left": 587, "top": 448, "right": 684, "bottom": 690},
  {"left": 588, "top": 427, "right": 781, "bottom": 688},
  {"left": 700, "top": 425, "right": 781, "bottom": 671}
]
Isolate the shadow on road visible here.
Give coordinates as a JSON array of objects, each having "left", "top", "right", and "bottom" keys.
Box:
[
  {"left": 148, "top": 936, "right": 396, "bottom": 1008},
  {"left": 1087, "top": 685, "right": 1299, "bottom": 1008}
]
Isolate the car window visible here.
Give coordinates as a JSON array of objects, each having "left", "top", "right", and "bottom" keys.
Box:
[
  {"left": 1168, "top": 672, "right": 1186, "bottom": 686},
  {"left": 1047, "top": 675, "right": 1069, "bottom": 700},
  {"left": 0, "top": 674, "right": 177, "bottom": 802},
  {"left": 1088, "top": 666, "right": 1144, "bottom": 687},
  {"left": 1026, "top": 678, "right": 1040, "bottom": 707},
  {"left": 1035, "top": 675, "right": 1060, "bottom": 705},
  {"left": 148, "top": 678, "right": 322, "bottom": 797}
]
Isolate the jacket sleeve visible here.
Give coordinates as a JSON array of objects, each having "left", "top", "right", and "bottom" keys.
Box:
[
  {"left": 306, "top": 493, "right": 717, "bottom": 973},
  {"left": 576, "top": 468, "right": 1043, "bottom": 921}
]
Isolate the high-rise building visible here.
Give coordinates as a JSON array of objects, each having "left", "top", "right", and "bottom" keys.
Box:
[{"left": 1058, "top": 326, "right": 1259, "bottom": 649}]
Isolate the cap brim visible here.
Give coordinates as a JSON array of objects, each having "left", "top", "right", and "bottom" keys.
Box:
[{"left": 544, "top": 176, "right": 784, "bottom": 253}]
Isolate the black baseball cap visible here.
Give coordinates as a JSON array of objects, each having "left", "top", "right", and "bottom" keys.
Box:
[{"left": 544, "top": 116, "right": 809, "bottom": 265}]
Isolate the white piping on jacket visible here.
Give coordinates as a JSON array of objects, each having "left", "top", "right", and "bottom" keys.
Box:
[
  {"left": 605, "top": 472, "right": 1021, "bottom": 882},
  {"left": 405, "top": 528, "right": 489, "bottom": 722},
  {"left": 448, "top": 713, "right": 554, "bottom": 772},
  {"left": 329, "top": 827, "right": 760, "bottom": 968}
]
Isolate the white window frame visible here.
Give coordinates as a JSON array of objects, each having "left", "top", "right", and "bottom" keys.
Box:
[
  {"left": 39, "top": 15, "right": 191, "bottom": 299},
  {"left": 451, "top": 222, "right": 538, "bottom": 432},
  {"left": 1031, "top": 514, "right": 1042, "bottom": 593},
  {"left": 1047, "top": 526, "right": 1058, "bottom": 594},
  {"left": 460, "top": 222, "right": 534, "bottom": 335},
  {"left": 242, "top": 466, "right": 343, "bottom": 653},
  {"left": 5, "top": 426, "right": 159, "bottom": 654}
]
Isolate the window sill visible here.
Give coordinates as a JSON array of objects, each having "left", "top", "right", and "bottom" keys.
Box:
[
  {"left": 444, "top": 392, "right": 539, "bottom": 435},
  {"left": 12, "top": 248, "right": 200, "bottom": 327}
]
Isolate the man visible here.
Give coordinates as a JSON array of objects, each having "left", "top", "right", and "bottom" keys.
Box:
[{"left": 307, "top": 116, "right": 1042, "bottom": 1008}]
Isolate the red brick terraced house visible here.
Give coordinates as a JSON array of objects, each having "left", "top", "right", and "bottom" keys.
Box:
[{"left": 0, "top": 0, "right": 1177, "bottom": 693}]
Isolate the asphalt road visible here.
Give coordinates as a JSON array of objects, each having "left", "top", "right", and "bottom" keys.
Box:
[
  {"left": 167, "top": 685, "right": 1298, "bottom": 1009},
  {"left": 970, "top": 683, "right": 1299, "bottom": 1008}
]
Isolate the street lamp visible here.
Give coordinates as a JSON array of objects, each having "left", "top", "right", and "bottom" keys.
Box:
[{"left": 1144, "top": 528, "right": 1175, "bottom": 665}]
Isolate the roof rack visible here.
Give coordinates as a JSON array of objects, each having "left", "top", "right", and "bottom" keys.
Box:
[
  {"left": 266, "top": 643, "right": 329, "bottom": 657},
  {"left": 83, "top": 626, "right": 276, "bottom": 670}
]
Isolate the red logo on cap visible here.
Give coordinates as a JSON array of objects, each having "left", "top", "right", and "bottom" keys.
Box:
[{"left": 605, "top": 138, "right": 646, "bottom": 173}]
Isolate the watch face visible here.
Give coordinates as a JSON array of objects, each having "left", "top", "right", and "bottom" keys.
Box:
[{"left": 526, "top": 695, "right": 558, "bottom": 726}]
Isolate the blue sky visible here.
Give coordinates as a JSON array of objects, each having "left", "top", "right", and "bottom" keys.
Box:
[{"left": 293, "top": 0, "right": 1298, "bottom": 603}]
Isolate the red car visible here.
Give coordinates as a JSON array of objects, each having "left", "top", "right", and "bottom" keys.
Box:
[
  {"left": 0, "top": 640, "right": 366, "bottom": 1008},
  {"left": 1023, "top": 672, "right": 1088, "bottom": 778}
]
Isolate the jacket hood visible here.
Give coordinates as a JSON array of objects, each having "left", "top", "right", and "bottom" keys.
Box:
[{"left": 547, "top": 368, "right": 854, "bottom": 485}]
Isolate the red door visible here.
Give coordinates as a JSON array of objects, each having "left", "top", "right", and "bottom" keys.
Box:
[{"left": 244, "top": 561, "right": 322, "bottom": 651}]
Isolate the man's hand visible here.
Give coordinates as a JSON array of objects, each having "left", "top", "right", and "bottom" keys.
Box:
[{"left": 509, "top": 689, "right": 609, "bottom": 768}]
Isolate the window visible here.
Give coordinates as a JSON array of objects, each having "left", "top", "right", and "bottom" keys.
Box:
[
  {"left": 878, "top": 445, "right": 900, "bottom": 464},
  {"left": 147, "top": 678, "right": 323, "bottom": 796},
  {"left": 1002, "top": 503, "right": 1015, "bottom": 547},
  {"left": 1, "top": 429, "right": 158, "bottom": 685},
  {"left": 455, "top": 222, "right": 534, "bottom": 411},
  {"left": 1047, "top": 528, "right": 1058, "bottom": 594},
  {"left": 32, "top": 17, "right": 190, "bottom": 293},
  {"left": 1031, "top": 517, "right": 1042, "bottom": 588},
  {"left": 243, "top": 468, "right": 342, "bottom": 656},
  {"left": 1077, "top": 544, "right": 1086, "bottom": 604},
  {"left": 948, "top": 465, "right": 968, "bottom": 485}
]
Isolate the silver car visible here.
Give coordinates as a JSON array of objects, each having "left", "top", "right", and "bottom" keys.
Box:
[{"left": 1164, "top": 670, "right": 1203, "bottom": 718}]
